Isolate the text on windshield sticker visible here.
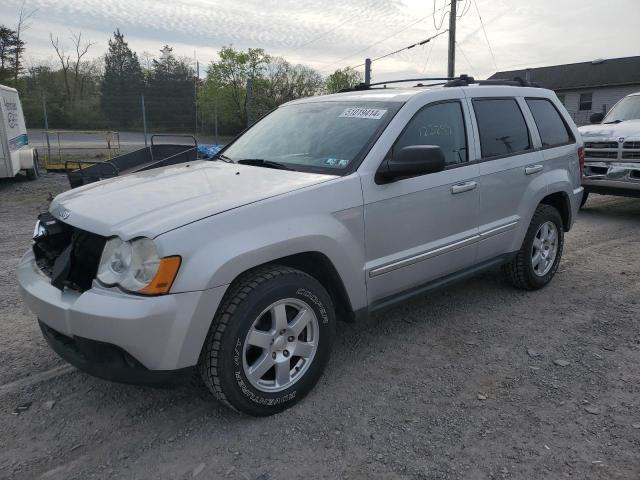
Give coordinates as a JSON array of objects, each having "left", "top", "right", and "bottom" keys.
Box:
[{"left": 339, "top": 107, "right": 387, "bottom": 120}]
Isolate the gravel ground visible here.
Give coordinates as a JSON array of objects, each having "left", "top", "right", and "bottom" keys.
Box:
[{"left": 0, "top": 173, "right": 639, "bottom": 480}]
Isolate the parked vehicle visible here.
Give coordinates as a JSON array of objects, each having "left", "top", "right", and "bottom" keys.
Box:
[
  {"left": 0, "top": 84, "right": 39, "bottom": 180},
  {"left": 579, "top": 92, "right": 640, "bottom": 206},
  {"left": 65, "top": 135, "right": 198, "bottom": 188},
  {"left": 17, "top": 76, "right": 584, "bottom": 416}
]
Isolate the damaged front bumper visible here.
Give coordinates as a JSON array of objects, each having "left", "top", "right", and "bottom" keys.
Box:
[
  {"left": 583, "top": 161, "right": 640, "bottom": 198},
  {"left": 17, "top": 250, "right": 228, "bottom": 385}
]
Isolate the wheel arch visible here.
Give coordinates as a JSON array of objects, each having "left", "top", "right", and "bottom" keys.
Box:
[
  {"left": 226, "top": 251, "right": 356, "bottom": 322},
  {"left": 539, "top": 190, "right": 571, "bottom": 231}
]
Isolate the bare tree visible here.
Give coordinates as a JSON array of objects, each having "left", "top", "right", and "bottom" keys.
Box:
[
  {"left": 13, "top": 0, "right": 38, "bottom": 84},
  {"left": 50, "top": 30, "right": 95, "bottom": 102},
  {"left": 50, "top": 33, "right": 71, "bottom": 98}
]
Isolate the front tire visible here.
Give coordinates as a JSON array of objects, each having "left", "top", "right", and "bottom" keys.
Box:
[
  {"left": 199, "top": 266, "right": 335, "bottom": 416},
  {"left": 503, "top": 204, "right": 564, "bottom": 290}
]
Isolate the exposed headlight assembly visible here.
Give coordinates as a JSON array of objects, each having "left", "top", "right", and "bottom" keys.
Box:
[{"left": 97, "top": 237, "right": 180, "bottom": 295}]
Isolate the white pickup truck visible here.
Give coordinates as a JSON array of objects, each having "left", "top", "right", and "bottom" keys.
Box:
[
  {"left": 579, "top": 92, "right": 640, "bottom": 204},
  {"left": 0, "top": 83, "right": 39, "bottom": 180}
]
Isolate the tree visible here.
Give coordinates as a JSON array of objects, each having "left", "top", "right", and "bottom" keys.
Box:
[
  {"left": 0, "top": 26, "right": 19, "bottom": 84},
  {"left": 50, "top": 31, "right": 95, "bottom": 102},
  {"left": 146, "top": 46, "right": 195, "bottom": 131},
  {"left": 13, "top": 1, "right": 37, "bottom": 86},
  {"left": 101, "top": 29, "right": 144, "bottom": 128},
  {"left": 203, "top": 46, "right": 270, "bottom": 128},
  {"left": 324, "top": 67, "right": 362, "bottom": 94}
]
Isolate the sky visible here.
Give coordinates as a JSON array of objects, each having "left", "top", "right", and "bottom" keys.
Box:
[{"left": 2, "top": 0, "right": 639, "bottom": 82}]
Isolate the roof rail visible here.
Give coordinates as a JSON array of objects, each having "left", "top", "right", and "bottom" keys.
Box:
[
  {"left": 338, "top": 74, "right": 540, "bottom": 92},
  {"left": 444, "top": 74, "right": 540, "bottom": 87},
  {"left": 339, "top": 77, "right": 456, "bottom": 92}
]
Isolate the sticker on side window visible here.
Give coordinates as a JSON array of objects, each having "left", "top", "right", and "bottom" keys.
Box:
[{"left": 339, "top": 107, "right": 387, "bottom": 120}]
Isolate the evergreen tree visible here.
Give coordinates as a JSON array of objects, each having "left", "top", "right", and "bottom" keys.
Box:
[
  {"left": 146, "top": 46, "right": 195, "bottom": 131},
  {"left": 101, "top": 29, "right": 143, "bottom": 129}
]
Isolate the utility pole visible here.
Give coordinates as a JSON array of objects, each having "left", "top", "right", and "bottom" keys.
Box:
[
  {"left": 364, "top": 58, "right": 372, "bottom": 85},
  {"left": 447, "top": 0, "right": 457, "bottom": 78},
  {"left": 141, "top": 93, "right": 148, "bottom": 148}
]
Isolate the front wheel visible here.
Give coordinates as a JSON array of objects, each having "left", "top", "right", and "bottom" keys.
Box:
[
  {"left": 199, "top": 266, "right": 335, "bottom": 416},
  {"left": 503, "top": 204, "right": 564, "bottom": 290}
]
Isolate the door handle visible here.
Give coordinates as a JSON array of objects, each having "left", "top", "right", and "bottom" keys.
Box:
[
  {"left": 525, "top": 164, "right": 544, "bottom": 175},
  {"left": 450, "top": 181, "right": 477, "bottom": 194}
]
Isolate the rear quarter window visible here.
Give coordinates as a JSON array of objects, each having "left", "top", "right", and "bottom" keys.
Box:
[
  {"left": 525, "top": 98, "right": 574, "bottom": 148},
  {"left": 472, "top": 98, "right": 531, "bottom": 158}
]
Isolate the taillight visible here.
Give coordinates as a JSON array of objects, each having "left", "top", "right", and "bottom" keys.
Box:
[{"left": 578, "top": 146, "right": 585, "bottom": 177}]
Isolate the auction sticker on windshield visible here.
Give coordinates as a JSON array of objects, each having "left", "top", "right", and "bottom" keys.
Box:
[{"left": 339, "top": 107, "right": 387, "bottom": 120}]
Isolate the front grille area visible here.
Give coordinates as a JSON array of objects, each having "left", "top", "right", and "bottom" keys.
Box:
[
  {"left": 33, "top": 212, "right": 106, "bottom": 292},
  {"left": 622, "top": 151, "right": 640, "bottom": 159},
  {"left": 584, "top": 150, "right": 618, "bottom": 159},
  {"left": 584, "top": 141, "right": 618, "bottom": 149},
  {"left": 623, "top": 141, "right": 640, "bottom": 149}
]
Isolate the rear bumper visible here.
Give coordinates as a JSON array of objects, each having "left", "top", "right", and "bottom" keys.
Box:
[{"left": 18, "top": 250, "right": 228, "bottom": 374}]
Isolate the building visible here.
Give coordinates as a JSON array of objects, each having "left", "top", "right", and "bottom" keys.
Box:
[{"left": 489, "top": 56, "right": 640, "bottom": 125}]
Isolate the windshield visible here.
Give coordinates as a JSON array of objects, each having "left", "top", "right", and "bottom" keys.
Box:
[
  {"left": 221, "top": 101, "right": 401, "bottom": 174},
  {"left": 602, "top": 95, "right": 640, "bottom": 123}
]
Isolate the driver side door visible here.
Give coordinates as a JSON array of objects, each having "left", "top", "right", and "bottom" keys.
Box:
[{"left": 361, "top": 99, "right": 480, "bottom": 306}]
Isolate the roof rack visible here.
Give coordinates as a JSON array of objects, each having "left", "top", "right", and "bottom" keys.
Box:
[
  {"left": 339, "top": 74, "right": 540, "bottom": 92},
  {"left": 443, "top": 74, "right": 539, "bottom": 87}
]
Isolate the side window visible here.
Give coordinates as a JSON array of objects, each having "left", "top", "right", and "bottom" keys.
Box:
[
  {"left": 526, "top": 98, "right": 574, "bottom": 148},
  {"left": 579, "top": 92, "right": 592, "bottom": 111},
  {"left": 473, "top": 98, "right": 531, "bottom": 158},
  {"left": 394, "top": 101, "right": 468, "bottom": 166}
]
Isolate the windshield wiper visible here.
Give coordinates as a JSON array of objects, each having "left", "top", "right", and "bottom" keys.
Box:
[
  {"left": 603, "top": 120, "right": 622, "bottom": 124},
  {"left": 237, "top": 158, "right": 295, "bottom": 171},
  {"left": 215, "top": 153, "right": 234, "bottom": 163}
]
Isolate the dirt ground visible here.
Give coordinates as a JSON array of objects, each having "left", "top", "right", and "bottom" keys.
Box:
[{"left": 0, "top": 172, "right": 638, "bottom": 480}]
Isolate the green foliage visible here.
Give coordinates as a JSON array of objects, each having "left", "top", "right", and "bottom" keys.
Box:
[
  {"left": 199, "top": 46, "right": 324, "bottom": 134},
  {"left": 324, "top": 68, "right": 363, "bottom": 94},
  {"left": 145, "top": 48, "right": 195, "bottom": 132},
  {"left": 101, "top": 29, "right": 143, "bottom": 129},
  {"left": 0, "top": 25, "right": 21, "bottom": 86}
]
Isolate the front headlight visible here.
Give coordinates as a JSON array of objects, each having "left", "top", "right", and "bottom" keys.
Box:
[{"left": 97, "top": 237, "right": 180, "bottom": 295}]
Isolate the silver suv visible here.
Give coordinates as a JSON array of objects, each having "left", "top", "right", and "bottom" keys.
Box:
[{"left": 18, "top": 77, "right": 584, "bottom": 416}]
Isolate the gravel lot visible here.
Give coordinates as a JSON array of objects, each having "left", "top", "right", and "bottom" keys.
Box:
[{"left": 0, "top": 172, "right": 639, "bottom": 480}]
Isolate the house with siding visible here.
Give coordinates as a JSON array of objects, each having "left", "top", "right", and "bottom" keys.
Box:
[{"left": 489, "top": 56, "right": 640, "bottom": 125}]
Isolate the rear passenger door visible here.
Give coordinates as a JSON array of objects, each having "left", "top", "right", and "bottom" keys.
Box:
[{"left": 469, "top": 96, "right": 545, "bottom": 261}]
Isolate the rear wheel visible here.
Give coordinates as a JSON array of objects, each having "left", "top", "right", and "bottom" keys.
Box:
[
  {"left": 503, "top": 204, "right": 564, "bottom": 290},
  {"left": 579, "top": 191, "right": 589, "bottom": 209},
  {"left": 198, "top": 266, "right": 335, "bottom": 416},
  {"left": 25, "top": 150, "right": 39, "bottom": 180}
]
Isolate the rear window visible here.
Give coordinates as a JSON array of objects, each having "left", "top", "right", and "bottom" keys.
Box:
[
  {"left": 526, "top": 98, "right": 574, "bottom": 148},
  {"left": 473, "top": 98, "right": 531, "bottom": 158}
]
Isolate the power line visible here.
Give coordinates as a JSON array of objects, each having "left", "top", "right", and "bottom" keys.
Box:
[
  {"left": 455, "top": 41, "right": 474, "bottom": 72},
  {"left": 472, "top": 0, "right": 497, "bottom": 70},
  {"left": 421, "top": 34, "right": 439, "bottom": 74},
  {"left": 289, "top": 11, "right": 363, "bottom": 54},
  {"left": 322, "top": 3, "right": 449, "bottom": 70},
  {"left": 433, "top": 0, "right": 449, "bottom": 31},
  {"left": 352, "top": 29, "right": 449, "bottom": 69}
]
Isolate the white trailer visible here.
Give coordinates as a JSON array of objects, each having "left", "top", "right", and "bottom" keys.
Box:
[{"left": 0, "top": 83, "right": 39, "bottom": 179}]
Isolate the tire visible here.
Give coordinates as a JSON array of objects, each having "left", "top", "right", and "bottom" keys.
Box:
[
  {"left": 26, "top": 150, "right": 39, "bottom": 180},
  {"left": 502, "top": 204, "right": 564, "bottom": 290},
  {"left": 579, "top": 191, "right": 589, "bottom": 209},
  {"left": 198, "top": 265, "right": 335, "bottom": 416}
]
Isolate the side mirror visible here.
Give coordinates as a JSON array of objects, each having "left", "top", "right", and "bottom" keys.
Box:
[
  {"left": 376, "top": 145, "right": 446, "bottom": 183},
  {"left": 590, "top": 112, "right": 604, "bottom": 124}
]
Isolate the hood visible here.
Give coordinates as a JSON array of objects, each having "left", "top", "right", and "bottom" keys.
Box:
[
  {"left": 50, "top": 160, "right": 337, "bottom": 239},
  {"left": 578, "top": 119, "right": 640, "bottom": 140}
]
